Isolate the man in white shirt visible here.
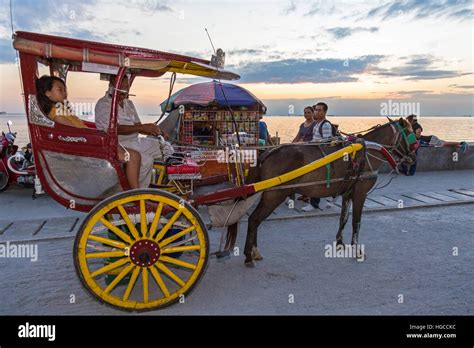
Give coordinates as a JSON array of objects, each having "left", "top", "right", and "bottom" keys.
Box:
[
  {"left": 95, "top": 75, "right": 173, "bottom": 188},
  {"left": 312, "top": 102, "right": 333, "bottom": 142},
  {"left": 302, "top": 102, "right": 334, "bottom": 212}
]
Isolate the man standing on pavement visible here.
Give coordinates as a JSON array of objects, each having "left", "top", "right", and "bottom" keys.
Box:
[
  {"left": 95, "top": 75, "right": 174, "bottom": 188},
  {"left": 301, "top": 102, "right": 334, "bottom": 212}
]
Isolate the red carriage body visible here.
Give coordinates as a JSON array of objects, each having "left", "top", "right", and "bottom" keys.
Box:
[{"left": 13, "top": 31, "right": 239, "bottom": 212}]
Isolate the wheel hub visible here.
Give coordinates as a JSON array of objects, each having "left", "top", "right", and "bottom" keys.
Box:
[{"left": 130, "top": 239, "right": 160, "bottom": 267}]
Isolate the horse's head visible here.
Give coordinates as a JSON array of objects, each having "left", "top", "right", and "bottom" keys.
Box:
[
  {"left": 363, "top": 117, "right": 418, "bottom": 165},
  {"left": 385, "top": 116, "right": 418, "bottom": 164}
]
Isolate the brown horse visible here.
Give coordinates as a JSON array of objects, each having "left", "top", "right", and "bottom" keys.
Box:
[{"left": 240, "top": 117, "right": 416, "bottom": 267}]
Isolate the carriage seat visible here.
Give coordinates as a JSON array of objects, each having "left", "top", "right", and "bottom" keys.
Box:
[
  {"left": 166, "top": 158, "right": 201, "bottom": 180},
  {"left": 82, "top": 120, "right": 97, "bottom": 129},
  {"left": 167, "top": 158, "right": 200, "bottom": 175}
]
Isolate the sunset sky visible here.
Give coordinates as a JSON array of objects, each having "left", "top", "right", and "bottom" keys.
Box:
[{"left": 0, "top": 0, "right": 473, "bottom": 115}]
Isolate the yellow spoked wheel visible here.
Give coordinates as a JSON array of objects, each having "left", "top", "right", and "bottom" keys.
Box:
[{"left": 73, "top": 189, "right": 209, "bottom": 311}]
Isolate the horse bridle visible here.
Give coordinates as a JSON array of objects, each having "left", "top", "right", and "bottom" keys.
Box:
[
  {"left": 363, "top": 120, "right": 418, "bottom": 174},
  {"left": 386, "top": 121, "right": 418, "bottom": 164}
]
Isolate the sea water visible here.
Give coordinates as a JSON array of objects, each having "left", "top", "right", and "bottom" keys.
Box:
[{"left": 1, "top": 115, "right": 473, "bottom": 147}]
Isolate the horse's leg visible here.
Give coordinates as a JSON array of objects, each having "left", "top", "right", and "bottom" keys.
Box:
[
  {"left": 350, "top": 184, "right": 367, "bottom": 261},
  {"left": 244, "top": 191, "right": 288, "bottom": 267},
  {"left": 335, "top": 195, "right": 352, "bottom": 249},
  {"left": 251, "top": 219, "right": 263, "bottom": 261}
]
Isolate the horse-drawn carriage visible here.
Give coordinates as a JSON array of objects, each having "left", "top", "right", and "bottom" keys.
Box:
[{"left": 13, "top": 31, "right": 418, "bottom": 311}]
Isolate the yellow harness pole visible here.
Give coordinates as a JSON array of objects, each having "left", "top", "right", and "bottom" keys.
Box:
[{"left": 252, "top": 143, "right": 363, "bottom": 192}]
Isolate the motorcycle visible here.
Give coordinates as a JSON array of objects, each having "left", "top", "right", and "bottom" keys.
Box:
[{"left": 0, "top": 120, "right": 40, "bottom": 193}]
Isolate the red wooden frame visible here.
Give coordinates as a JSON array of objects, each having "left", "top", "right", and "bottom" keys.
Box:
[{"left": 14, "top": 31, "right": 233, "bottom": 212}]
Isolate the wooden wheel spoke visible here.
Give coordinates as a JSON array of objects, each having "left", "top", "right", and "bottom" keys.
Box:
[
  {"left": 142, "top": 267, "right": 149, "bottom": 303},
  {"left": 159, "top": 226, "right": 195, "bottom": 248},
  {"left": 161, "top": 245, "right": 200, "bottom": 254},
  {"left": 86, "top": 250, "right": 125, "bottom": 259},
  {"left": 99, "top": 218, "right": 133, "bottom": 244},
  {"left": 91, "top": 257, "right": 129, "bottom": 278},
  {"left": 150, "top": 265, "right": 170, "bottom": 298},
  {"left": 87, "top": 235, "right": 127, "bottom": 249},
  {"left": 156, "top": 263, "right": 185, "bottom": 287},
  {"left": 140, "top": 200, "right": 148, "bottom": 238},
  {"left": 122, "top": 266, "right": 140, "bottom": 301},
  {"left": 154, "top": 209, "right": 183, "bottom": 242},
  {"left": 103, "top": 263, "right": 135, "bottom": 294},
  {"left": 117, "top": 205, "right": 140, "bottom": 240},
  {"left": 76, "top": 190, "right": 209, "bottom": 311},
  {"left": 160, "top": 256, "right": 197, "bottom": 270},
  {"left": 149, "top": 202, "right": 164, "bottom": 240}
]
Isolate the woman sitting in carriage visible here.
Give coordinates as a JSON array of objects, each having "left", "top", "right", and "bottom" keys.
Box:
[{"left": 35, "top": 75, "right": 142, "bottom": 189}]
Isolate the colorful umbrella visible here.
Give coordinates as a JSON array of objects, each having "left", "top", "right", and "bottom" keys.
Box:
[{"left": 160, "top": 80, "right": 266, "bottom": 112}]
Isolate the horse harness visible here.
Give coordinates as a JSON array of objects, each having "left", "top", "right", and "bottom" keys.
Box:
[{"left": 259, "top": 120, "right": 416, "bottom": 197}]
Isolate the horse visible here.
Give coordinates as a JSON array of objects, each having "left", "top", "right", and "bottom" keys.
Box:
[{"left": 238, "top": 117, "right": 417, "bottom": 267}]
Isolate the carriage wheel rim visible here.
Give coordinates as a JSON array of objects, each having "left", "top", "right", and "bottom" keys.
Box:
[
  {"left": 0, "top": 170, "right": 9, "bottom": 189},
  {"left": 74, "top": 191, "right": 208, "bottom": 311}
]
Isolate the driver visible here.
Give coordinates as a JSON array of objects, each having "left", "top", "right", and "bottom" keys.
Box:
[{"left": 95, "top": 75, "right": 174, "bottom": 188}]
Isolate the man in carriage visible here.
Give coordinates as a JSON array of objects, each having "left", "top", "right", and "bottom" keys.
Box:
[{"left": 95, "top": 75, "right": 174, "bottom": 188}]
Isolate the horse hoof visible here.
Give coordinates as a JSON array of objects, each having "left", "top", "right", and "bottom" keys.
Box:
[
  {"left": 251, "top": 247, "right": 263, "bottom": 261},
  {"left": 245, "top": 260, "right": 256, "bottom": 268},
  {"left": 336, "top": 243, "right": 345, "bottom": 251}
]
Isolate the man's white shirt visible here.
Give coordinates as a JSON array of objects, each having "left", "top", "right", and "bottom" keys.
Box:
[
  {"left": 95, "top": 93, "right": 141, "bottom": 145},
  {"left": 312, "top": 119, "right": 333, "bottom": 141},
  {"left": 94, "top": 93, "right": 168, "bottom": 188}
]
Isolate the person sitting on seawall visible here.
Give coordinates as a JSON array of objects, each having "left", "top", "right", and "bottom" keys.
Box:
[
  {"left": 35, "top": 75, "right": 141, "bottom": 189},
  {"left": 302, "top": 102, "right": 336, "bottom": 212},
  {"left": 408, "top": 114, "right": 469, "bottom": 154},
  {"left": 258, "top": 115, "right": 274, "bottom": 146},
  {"left": 401, "top": 114, "right": 421, "bottom": 176},
  {"left": 95, "top": 75, "right": 174, "bottom": 188}
]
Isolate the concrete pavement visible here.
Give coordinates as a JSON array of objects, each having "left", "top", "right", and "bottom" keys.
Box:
[{"left": 0, "top": 170, "right": 473, "bottom": 315}]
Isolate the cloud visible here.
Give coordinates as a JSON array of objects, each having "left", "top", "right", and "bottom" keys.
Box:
[
  {"left": 372, "top": 55, "right": 472, "bottom": 80},
  {"left": 261, "top": 93, "right": 474, "bottom": 116},
  {"left": 0, "top": 38, "right": 16, "bottom": 63},
  {"left": 282, "top": 0, "right": 297, "bottom": 15},
  {"left": 366, "top": 0, "right": 473, "bottom": 21},
  {"left": 0, "top": 0, "right": 152, "bottom": 64},
  {"left": 8, "top": 0, "right": 97, "bottom": 32},
  {"left": 231, "top": 53, "right": 471, "bottom": 84},
  {"left": 304, "top": 1, "right": 337, "bottom": 17},
  {"left": 48, "top": 29, "right": 106, "bottom": 42},
  {"left": 228, "top": 49, "right": 265, "bottom": 55},
  {"left": 234, "top": 55, "right": 384, "bottom": 84},
  {"left": 326, "top": 26, "right": 379, "bottom": 39},
  {"left": 449, "top": 84, "right": 474, "bottom": 89},
  {"left": 390, "top": 90, "right": 432, "bottom": 95},
  {"left": 0, "top": 0, "right": 104, "bottom": 65},
  {"left": 128, "top": 0, "right": 174, "bottom": 13}
]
